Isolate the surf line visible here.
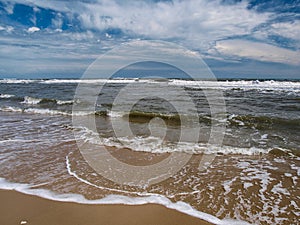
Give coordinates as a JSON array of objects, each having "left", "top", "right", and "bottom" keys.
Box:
[{"left": 65, "top": 154, "right": 201, "bottom": 198}]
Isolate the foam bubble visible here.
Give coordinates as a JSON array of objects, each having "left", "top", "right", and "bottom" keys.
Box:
[
  {"left": 0, "top": 177, "right": 251, "bottom": 225},
  {"left": 243, "top": 182, "right": 253, "bottom": 189},
  {"left": 290, "top": 164, "right": 300, "bottom": 176}
]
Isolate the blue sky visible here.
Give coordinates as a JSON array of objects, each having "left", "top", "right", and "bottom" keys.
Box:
[{"left": 0, "top": 0, "right": 299, "bottom": 79}]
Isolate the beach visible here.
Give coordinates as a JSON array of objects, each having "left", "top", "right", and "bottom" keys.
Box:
[
  {"left": 0, "top": 190, "right": 212, "bottom": 225},
  {"left": 1, "top": 0, "right": 300, "bottom": 224}
]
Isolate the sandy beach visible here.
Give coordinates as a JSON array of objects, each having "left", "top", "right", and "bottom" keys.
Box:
[{"left": 0, "top": 190, "right": 212, "bottom": 225}]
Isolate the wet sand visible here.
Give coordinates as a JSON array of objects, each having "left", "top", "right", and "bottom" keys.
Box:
[{"left": 0, "top": 190, "right": 213, "bottom": 225}]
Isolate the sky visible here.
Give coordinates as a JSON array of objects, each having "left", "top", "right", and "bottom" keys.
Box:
[{"left": 0, "top": 0, "right": 299, "bottom": 79}]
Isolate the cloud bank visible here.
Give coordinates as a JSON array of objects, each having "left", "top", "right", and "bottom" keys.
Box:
[{"left": 215, "top": 39, "right": 300, "bottom": 65}]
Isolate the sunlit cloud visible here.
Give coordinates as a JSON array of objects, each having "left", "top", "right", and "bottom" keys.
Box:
[
  {"left": 270, "top": 20, "right": 300, "bottom": 42},
  {"left": 215, "top": 39, "right": 300, "bottom": 65},
  {"left": 27, "top": 26, "right": 40, "bottom": 33}
]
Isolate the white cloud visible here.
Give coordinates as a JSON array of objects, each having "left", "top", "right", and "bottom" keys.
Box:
[
  {"left": 105, "top": 33, "right": 112, "bottom": 38},
  {"left": 3, "top": 2, "right": 14, "bottom": 14},
  {"left": 7, "top": 0, "right": 272, "bottom": 50},
  {"left": 0, "top": 25, "right": 14, "bottom": 33},
  {"left": 51, "top": 12, "right": 64, "bottom": 29},
  {"left": 215, "top": 39, "right": 300, "bottom": 65},
  {"left": 77, "top": 0, "right": 271, "bottom": 47},
  {"left": 27, "top": 26, "right": 40, "bottom": 33},
  {"left": 0, "top": 34, "right": 99, "bottom": 76},
  {"left": 61, "top": 31, "right": 95, "bottom": 41},
  {"left": 2, "top": 0, "right": 300, "bottom": 74},
  {"left": 252, "top": 20, "right": 300, "bottom": 49},
  {"left": 4, "top": 0, "right": 71, "bottom": 13},
  {"left": 270, "top": 21, "right": 300, "bottom": 41}
]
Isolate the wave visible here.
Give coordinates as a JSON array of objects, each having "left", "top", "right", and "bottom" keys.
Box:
[
  {"left": 228, "top": 114, "right": 300, "bottom": 129},
  {"left": 110, "top": 110, "right": 212, "bottom": 125},
  {"left": 74, "top": 126, "right": 268, "bottom": 155},
  {"left": 22, "top": 96, "right": 42, "bottom": 105},
  {"left": 0, "top": 107, "right": 70, "bottom": 115},
  {"left": 0, "top": 94, "right": 15, "bottom": 98},
  {"left": 127, "top": 110, "right": 181, "bottom": 120},
  {"left": 0, "top": 106, "right": 23, "bottom": 113},
  {"left": 41, "top": 79, "right": 137, "bottom": 84},
  {"left": 0, "top": 177, "right": 251, "bottom": 225},
  {"left": 173, "top": 80, "right": 300, "bottom": 95},
  {"left": 57, "top": 100, "right": 75, "bottom": 105},
  {"left": 74, "top": 125, "right": 299, "bottom": 156},
  {"left": 111, "top": 110, "right": 300, "bottom": 130},
  {"left": 22, "top": 96, "right": 74, "bottom": 105},
  {"left": 0, "top": 79, "right": 39, "bottom": 84},
  {"left": 1, "top": 78, "right": 299, "bottom": 90},
  {"left": 2, "top": 102, "right": 298, "bottom": 131},
  {"left": 24, "top": 108, "right": 106, "bottom": 116},
  {"left": 0, "top": 106, "right": 108, "bottom": 117},
  {"left": 24, "top": 108, "right": 71, "bottom": 116},
  {"left": 171, "top": 79, "right": 300, "bottom": 89}
]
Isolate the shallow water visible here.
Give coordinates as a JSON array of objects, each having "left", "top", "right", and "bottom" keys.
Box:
[{"left": 0, "top": 79, "right": 299, "bottom": 224}]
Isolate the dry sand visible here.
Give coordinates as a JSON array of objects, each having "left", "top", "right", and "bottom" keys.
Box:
[{"left": 0, "top": 190, "right": 213, "bottom": 225}]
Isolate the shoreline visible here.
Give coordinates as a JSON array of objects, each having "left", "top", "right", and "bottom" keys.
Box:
[{"left": 0, "top": 189, "right": 213, "bottom": 225}]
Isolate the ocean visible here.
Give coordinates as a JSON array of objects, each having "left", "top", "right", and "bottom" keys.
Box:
[{"left": 0, "top": 78, "right": 299, "bottom": 224}]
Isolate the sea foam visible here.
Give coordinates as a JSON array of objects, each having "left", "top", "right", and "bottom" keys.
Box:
[
  {"left": 75, "top": 125, "right": 268, "bottom": 155},
  {"left": 0, "top": 177, "right": 251, "bottom": 225},
  {"left": 0, "top": 94, "right": 15, "bottom": 98},
  {"left": 1, "top": 79, "right": 299, "bottom": 94}
]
